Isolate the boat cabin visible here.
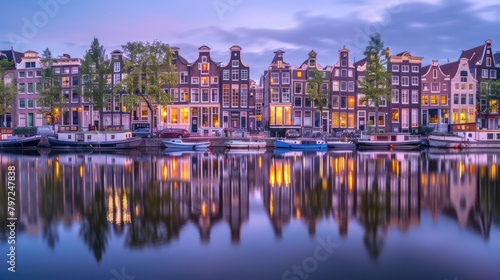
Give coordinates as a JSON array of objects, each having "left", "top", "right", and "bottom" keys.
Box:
[{"left": 57, "top": 131, "right": 133, "bottom": 142}]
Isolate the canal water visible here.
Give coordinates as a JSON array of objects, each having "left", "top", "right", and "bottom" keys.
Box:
[{"left": 0, "top": 148, "right": 499, "bottom": 280}]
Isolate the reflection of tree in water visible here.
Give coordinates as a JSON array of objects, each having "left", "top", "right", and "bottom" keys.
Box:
[
  {"left": 39, "top": 166, "right": 64, "bottom": 250},
  {"left": 302, "top": 179, "right": 333, "bottom": 237},
  {"left": 126, "top": 182, "right": 186, "bottom": 249},
  {"left": 475, "top": 167, "right": 498, "bottom": 241},
  {"left": 359, "top": 163, "right": 386, "bottom": 261},
  {"left": 0, "top": 167, "right": 10, "bottom": 242},
  {"left": 79, "top": 172, "right": 109, "bottom": 262}
]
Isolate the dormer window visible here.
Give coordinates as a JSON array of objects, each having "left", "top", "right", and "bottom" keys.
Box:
[
  {"left": 309, "top": 59, "right": 315, "bottom": 66},
  {"left": 232, "top": 60, "right": 239, "bottom": 67},
  {"left": 202, "top": 56, "right": 207, "bottom": 63},
  {"left": 486, "top": 57, "right": 491, "bottom": 67},
  {"left": 277, "top": 60, "right": 283, "bottom": 68},
  {"left": 341, "top": 59, "right": 347, "bottom": 67}
]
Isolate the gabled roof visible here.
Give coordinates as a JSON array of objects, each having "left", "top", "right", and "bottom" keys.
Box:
[
  {"left": 421, "top": 60, "right": 450, "bottom": 78},
  {"left": 271, "top": 50, "right": 285, "bottom": 64},
  {"left": 440, "top": 60, "right": 459, "bottom": 77},
  {"left": 353, "top": 57, "right": 367, "bottom": 68},
  {"left": 494, "top": 52, "right": 500, "bottom": 67},
  {"left": 0, "top": 49, "right": 23, "bottom": 66},
  {"left": 460, "top": 44, "right": 484, "bottom": 66}
]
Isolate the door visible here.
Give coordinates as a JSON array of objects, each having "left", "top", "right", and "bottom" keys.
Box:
[
  {"left": 28, "top": 113, "right": 33, "bottom": 127},
  {"left": 191, "top": 116, "right": 198, "bottom": 133},
  {"left": 359, "top": 117, "right": 365, "bottom": 131}
]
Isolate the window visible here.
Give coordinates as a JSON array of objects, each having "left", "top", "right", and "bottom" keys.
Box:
[
  {"left": 378, "top": 114, "right": 385, "bottom": 126},
  {"left": 271, "top": 88, "right": 279, "bottom": 103},
  {"left": 19, "top": 83, "right": 25, "bottom": 93},
  {"left": 491, "top": 70, "right": 497, "bottom": 79},
  {"left": 180, "top": 72, "right": 188, "bottom": 84},
  {"left": 341, "top": 59, "right": 347, "bottom": 67},
  {"left": 25, "top": 62, "right": 35, "bottom": 68},
  {"left": 170, "top": 108, "right": 178, "bottom": 124},
  {"left": 282, "top": 88, "right": 290, "bottom": 102},
  {"left": 71, "top": 67, "right": 78, "bottom": 74},
  {"left": 392, "top": 76, "right": 399, "bottom": 85},
  {"left": 453, "top": 94, "right": 459, "bottom": 104},
  {"left": 294, "top": 97, "right": 302, "bottom": 107},
  {"left": 18, "top": 71, "right": 25, "bottom": 78},
  {"left": 305, "top": 97, "right": 312, "bottom": 107},
  {"left": 340, "top": 113, "right": 347, "bottom": 128},
  {"left": 114, "top": 62, "right": 120, "bottom": 72},
  {"left": 340, "top": 81, "right": 347, "bottom": 91},
  {"left": 202, "top": 89, "right": 209, "bottom": 102},
  {"left": 232, "top": 60, "right": 239, "bottom": 67},
  {"left": 73, "top": 76, "right": 79, "bottom": 86},
  {"left": 241, "top": 70, "right": 248, "bottom": 80},
  {"left": 348, "top": 70, "right": 353, "bottom": 77},
  {"left": 241, "top": 85, "right": 248, "bottom": 107},
  {"left": 348, "top": 96, "right": 355, "bottom": 109},
  {"left": 201, "top": 76, "right": 209, "bottom": 86},
  {"left": 282, "top": 72, "right": 290, "bottom": 84},
  {"left": 411, "top": 76, "right": 419, "bottom": 86},
  {"left": 191, "top": 89, "right": 199, "bottom": 102},
  {"left": 19, "top": 99, "right": 25, "bottom": 108},
  {"left": 332, "top": 81, "right": 339, "bottom": 91},
  {"left": 331, "top": 112, "right": 339, "bottom": 127},
  {"left": 36, "top": 70, "right": 41, "bottom": 77},
  {"left": 348, "top": 81, "right": 354, "bottom": 92},
  {"left": 304, "top": 111, "right": 312, "bottom": 126},
  {"left": 271, "top": 73, "right": 279, "bottom": 84},
  {"left": 340, "top": 96, "right": 347, "bottom": 109},
  {"left": 231, "top": 70, "right": 239, "bottom": 81},
  {"left": 411, "top": 90, "right": 419, "bottom": 104},
  {"left": 181, "top": 88, "right": 189, "bottom": 102},
  {"left": 223, "top": 70, "right": 230, "bottom": 80},
  {"left": 171, "top": 88, "right": 179, "bottom": 102},
  {"left": 63, "top": 68, "right": 70, "bottom": 74},
  {"left": 486, "top": 57, "right": 491, "bottom": 67},
  {"left": 201, "top": 63, "right": 209, "bottom": 73},
  {"left": 295, "top": 82, "right": 302, "bottom": 94},
  {"left": 440, "top": 95, "right": 447, "bottom": 105},
  {"left": 341, "top": 69, "right": 347, "bottom": 77},
  {"left": 392, "top": 65, "right": 399, "bottom": 72},
  {"left": 469, "top": 94, "right": 474, "bottom": 105},
  {"left": 27, "top": 71, "right": 33, "bottom": 78},
  {"left": 401, "top": 89, "right": 409, "bottom": 104},
  {"left": 402, "top": 65, "right": 409, "bottom": 72},
  {"left": 392, "top": 89, "right": 399, "bottom": 103},
  {"left": 27, "top": 83, "right": 34, "bottom": 93},
  {"left": 392, "top": 109, "right": 399, "bottom": 122},
  {"left": 431, "top": 82, "right": 439, "bottom": 92},
  {"left": 430, "top": 95, "right": 438, "bottom": 105},
  {"left": 223, "top": 85, "right": 230, "bottom": 107},
  {"left": 211, "top": 89, "right": 218, "bottom": 102},
  {"left": 380, "top": 96, "right": 387, "bottom": 107},
  {"left": 401, "top": 76, "right": 409, "bottom": 86},
  {"left": 294, "top": 111, "right": 302, "bottom": 126},
  {"left": 334, "top": 69, "right": 339, "bottom": 76},
  {"left": 212, "top": 108, "right": 219, "bottom": 127},
  {"left": 231, "top": 85, "right": 239, "bottom": 107},
  {"left": 421, "top": 95, "right": 428, "bottom": 105},
  {"left": 412, "top": 65, "right": 419, "bottom": 72},
  {"left": 460, "top": 94, "right": 466, "bottom": 104},
  {"left": 191, "top": 77, "right": 199, "bottom": 84},
  {"left": 482, "top": 69, "right": 489, "bottom": 78},
  {"left": 296, "top": 71, "right": 302, "bottom": 78},
  {"left": 332, "top": 96, "right": 339, "bottom": 108}
]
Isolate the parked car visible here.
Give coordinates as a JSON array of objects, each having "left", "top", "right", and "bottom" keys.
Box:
[
  {"left": 132, "top": 127, "right": 153, "bottom": 138},
  {"left": 285, "top": 129, "right": 300, "bottom": 138},
  {"left": 159, "top": 128, "right": 190, "bottom": 138}
]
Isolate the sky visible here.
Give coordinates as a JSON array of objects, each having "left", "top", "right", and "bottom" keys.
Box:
[{"left": 1, "top": 0, "right": 500, "bottom": 81}]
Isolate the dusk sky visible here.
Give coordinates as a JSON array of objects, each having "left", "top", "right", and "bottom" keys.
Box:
[{"left": 2, "top": 0, "right": 499, "bottom": 80}]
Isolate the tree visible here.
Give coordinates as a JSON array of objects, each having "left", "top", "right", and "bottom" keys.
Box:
[
  {"left": 0, "top": 58, "right": 16, "bottom": 127},
  {"left": 479, "top": 80, "right": 500, "bottom": 129},
  {"left": 80, "top": 38, "right": 111, "bottom": 129},
  {"left": 119, "top": 41, "right": 178, "bottom": 137},
  {"left": 38, "top": 48, "right": 64, "bottom": 130},
  {"left": 306, "top": 68, "right": 329, "bottom": 134},
  {"left": 359, "top": 33, "right": 392, "bottom": 133}
]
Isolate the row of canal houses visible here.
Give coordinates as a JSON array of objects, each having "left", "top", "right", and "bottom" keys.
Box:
[{"left": 1, "top": 39, "right": 500, "bottom": 135}]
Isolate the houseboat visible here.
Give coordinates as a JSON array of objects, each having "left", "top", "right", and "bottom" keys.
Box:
[
  {"left": 356, "top": 133, "right": 423, "bottom": 150},
  {"left": 428, "top": 123, "right": 500, "bottom": 149},
  {"left": 0, "top": 135, "right": 41, "bottom": 149},
  {"left": 47, "top": 131, "right": 142, "bottom": 150},
  {"left": 225, "top": 140, "right": 267, "bottom": 149},
  {"left": 274, "top": 139, "right": 327, "bottom": 150}
]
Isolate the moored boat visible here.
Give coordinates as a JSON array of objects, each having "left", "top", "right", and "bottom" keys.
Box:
[
  {"left": 225, "top": 140, "right": 266, "bottom": 149},
  {"left": 326, "top": 141, "right": 356, "bottom": 150},
  {"left": 47, "top": 131, "right": 142, "bottom": 150},
  {"left": 162, "top": 138, "right": 211, "bottom": 149},
  {"left": 356, "top": 133, "right": 422, "bottom": 150},
  {"left": 428, "top": 123, "right": 500, "bottom": 149},
  {"left": 0, "top": 135, "right": 41, "bottom": 149},
  {"left": 274, "top": 139, "right": 327, "bottom": 150}
]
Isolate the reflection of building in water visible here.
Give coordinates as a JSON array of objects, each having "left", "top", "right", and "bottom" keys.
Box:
[{"left": 423, "top": 151, "right": 500, "bottom": 240}]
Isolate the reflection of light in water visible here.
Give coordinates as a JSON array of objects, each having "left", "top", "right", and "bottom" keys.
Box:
[
  {"left": 269, "top": 160, "right": 291, "bottom": 187},
  {"left": 79, "top": 165, "right": 84, "bottom": 178},
  {"left": 258, "top": 156, "right": 262, "bottom": 169},
  {"left": 269, "top": 194, "right": 274, "bottom": 217},
  {"left": 458, "top": 161, "right": 464, "bottom": 178},
  {"left": 295, "top": 208, "right": 301, "bottom": 219},
  {"left": 491, "top": 165, "right": 497, "bottom": 180},
  {"left": 202, "top": 201, "right": 207, "bottom": 217},
  {"left": 421, "top": 174, "right": 427, "bottom": 186},
  {"left": 212, "top": 202, "right": 216, "bottom": 214},
  {"left": 162, "top": 164, "right": 168, "bottom": 180},
  {"left": 181, "top": 161, "right": 190, "bottom": 181},
  {"left": 135, "top": 205, "right": 139, "bottom": 217},
  {"left": 348, "top": 171, "right": 353, "bottom": 191}
]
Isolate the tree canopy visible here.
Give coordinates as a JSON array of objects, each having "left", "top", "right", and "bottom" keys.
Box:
[
  {"left": 38, "top": 48, "right": 64, "bottom": 129},
  {"left": 0, "top": 58, "right": 17, "bottom": 127}
]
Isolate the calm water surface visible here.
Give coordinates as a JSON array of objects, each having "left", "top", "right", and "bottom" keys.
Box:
[{"left": 0, "top": 148, "right": 499, "bottom": 280}]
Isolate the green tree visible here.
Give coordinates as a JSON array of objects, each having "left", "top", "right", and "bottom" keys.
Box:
[
  {"left": 81, "top": 38, "right": 111, "bottom": 129},
  {"left": 119, "top": 41, "right": 178, "bottom": 136},
  {"left": 359, "top": 33, "right": 392, "bottom": 133},
  {"left": 0, "top": 58, "right": 16, "bottom": 127},
  {"left": 306, "top": 68, "right": 329, "bottom": 133},
  {"left": 38, "top": 48, "right": 64, "bottom": 130},
  {"left": 479, "top": 80, "right": 500, "bottom": 129}
]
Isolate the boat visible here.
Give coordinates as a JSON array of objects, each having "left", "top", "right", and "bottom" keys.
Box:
[
  {"left": 0, "top": 135, "right": 41, "bottom": 149},
  {"left": 225, "top": 140, "right": 266, "bottom": 149},
  {"left": 47, "top": 131, "right": 142, "bottom": 150},
  {"left": 274, "top": 139, "right": 327, "bottom": 150},
  {"left": 356, "top": 133, "right": 423, "bottom": 150},
  {"left": 326, "top": 140, "right": 356, "bottom": 150},
  {"left": 428, "top": 123, "right": 500, "bottom": 149},
  {"left": 162, "top": 138, "right": 211, "bottom": 150}
]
